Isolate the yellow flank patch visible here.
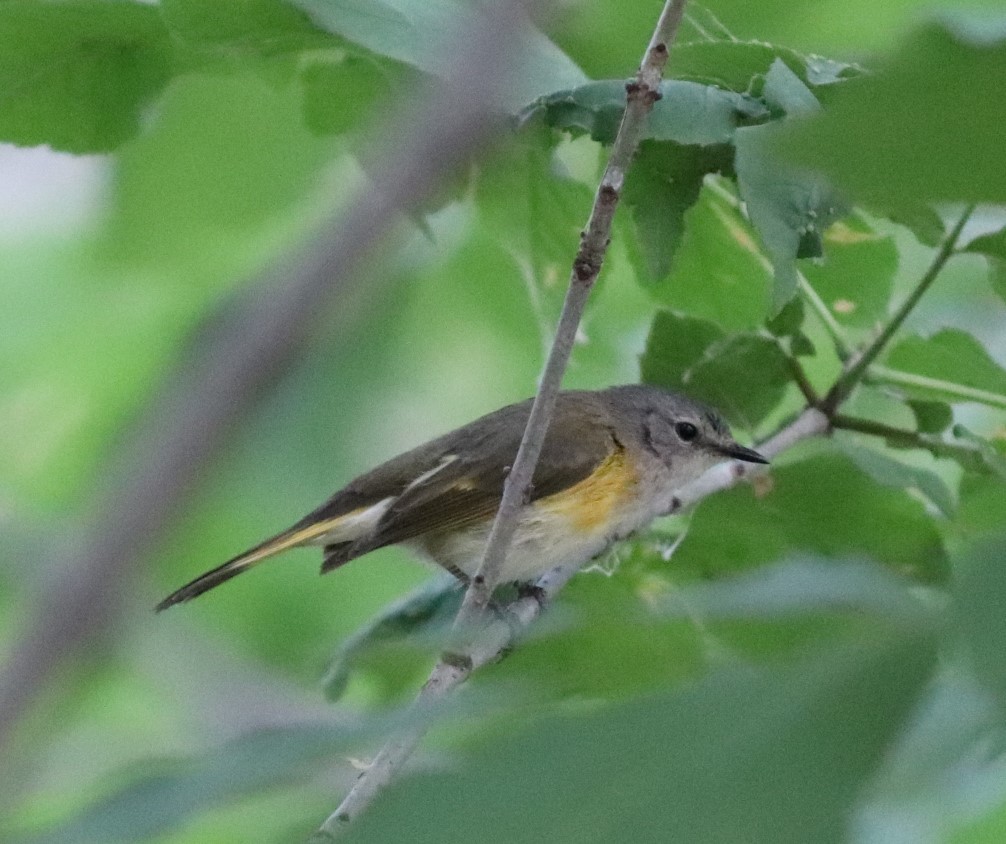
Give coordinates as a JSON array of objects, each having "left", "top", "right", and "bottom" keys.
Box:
[{"left": 537, "top": 450, "right": 637, "bottom": 532}]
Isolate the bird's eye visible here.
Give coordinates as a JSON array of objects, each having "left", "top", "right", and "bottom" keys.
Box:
[{"left": 675, "top": 421, "right": 699, "bottom": 442}]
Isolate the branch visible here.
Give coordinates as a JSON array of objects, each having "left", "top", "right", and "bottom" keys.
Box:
[
  {"left": 867, "top": 365, "right": 1006, "bottom": 411},
  {"left": 0, "top": 0, "right": 538, "bottom": 758},
  {"left": 831, "top": 414, "right": 988, "bottom": 471},
  {"left": 318, "top": 0, "right": 692, "bottom": 834},
  {"left": 822, "top": 205, "right": 975, "bottom": 413}
]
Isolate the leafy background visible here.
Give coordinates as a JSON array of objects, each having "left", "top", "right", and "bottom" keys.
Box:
[{"left": 3, "top": 0, "right": 1006, "bottom": 842}]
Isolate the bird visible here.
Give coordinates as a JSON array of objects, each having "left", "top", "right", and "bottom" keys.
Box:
[{"left": 156, "top": 384, "right": 767, "bottom": 611}]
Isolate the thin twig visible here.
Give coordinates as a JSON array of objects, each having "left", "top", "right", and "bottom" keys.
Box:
[
  {"left": 831, "top": 414, "right": 987, "bottom": 470},
  {"left": 822, "top": 205, "right": 976, "bottom": 413},
  {"left": 867, "top": 365, "right": 1006, "bottom": 411},
  {"left": 317, "top": 0, "right": 692, "bottom": 834},
  {"left": 0, "top": 0, "right": 538, "bottom": 759}
]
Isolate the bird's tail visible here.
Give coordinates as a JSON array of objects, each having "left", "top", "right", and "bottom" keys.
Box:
[{"left": 155, "top": 518, "right": 341, "bottom": 611}]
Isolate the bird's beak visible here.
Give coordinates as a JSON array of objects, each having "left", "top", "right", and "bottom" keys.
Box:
[{"left": 718, "top": 442, "right": 770, "bottom": 464}]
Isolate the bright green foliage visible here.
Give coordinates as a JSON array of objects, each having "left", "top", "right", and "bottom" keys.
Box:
[{"left": 5, "top": 1, "right": 1006, "bottom": 843}]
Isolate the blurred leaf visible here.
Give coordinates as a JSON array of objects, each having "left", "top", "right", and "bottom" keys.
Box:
[
  {"left": 521, "top": 78, "right": 766, "bottom": 145},
  {"left": 323, "top": 576, "right": 460, "bottom": 701},
  {"left": 162, "top": 0, "right": 325, "bottom": 50},
  {"left": 301, "top": 52, "right": 401, "bottom": 135},
  {"left": 964, "top": 226, "right": 1006, "bottom": 305},
  {"left": 23, "top": 725, "right": 368, "bottom": 843},
  {"left": 672, "top": 453, "right": 949, "bottom": 583},
  {"left": 783, "top": 19, "right": 1006, "bottom": 205},
  {"left": 886, "top": 330, "right": 1006, "bottom": 401},
  {"left": 0, "top": 0, "right": 171, "bottom": 152},
  {"left": 870, "top": 200, "right": 945, "bottom": 247},
  {"left": 658, "top": 557, "right": 930, "bottom": 623},
  {"left": 956, "top": 534, "right": 1006, "bottom": 716},
  {"left": 288, "top": 0, "right": 586, "bottom": 108},
  {"left": 835, "top": 438, "right": 955, "bottom": 516},
  {"left": 99, "top": 71, "right": 330, "bottom": 267},
  {"left": 347, "top": 623, "right": 936, "bottom": 844},
  {"left": 632, "top": 187, "right": 773, "bottom": 328},
  {"left": 908, "top": 400, "right": 954, "bottom": 434},
  {"left": 735, "top": 73, "right": 847, "bottom": 311},
  {"left": 761, "top": 56, "right": 820, "bottom": 115},
  {"left": 956, "top": 474, "right": 1006, "bottom": 538},
  {"left": 765, "top": 294, "right": 805, "bottom": 338},
  {"left": 800, "top": 216, "right": 898, "bottom": 328},
  {"left": 622, "top": 145, "right": 736, "bottom": 285}
]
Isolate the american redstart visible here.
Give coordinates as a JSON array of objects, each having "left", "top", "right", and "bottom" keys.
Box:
[{"left": 156, "top": 385, "right": 767, "bottom": 610}]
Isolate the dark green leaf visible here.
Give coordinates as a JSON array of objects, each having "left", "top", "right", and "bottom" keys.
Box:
[
  {"left": 640, "top": 310, "right": 725, "bottom": 387},
  {"left": 956, "top": 474, "right": 1006, "bottom": 536},
  {"left": 288, "top": 0, "right": 586, "bottom": 108},
  {"left": 766, "top": 295, "right": 805, "bottom": 338},
  {"left": 800, "top": 215, "right": 898, "bottom": 328},
  {"left": 952, "top": 426, "right": 1006, "bottom": 480},
  {"left": 683, "top": 334, "right": 793, "bottom": 429},
  {"left": 522, "top": 79, "right": 765, "bottom": 145},
  {"left": 907, "top": 400, "right": 953, "bottom": 434},
  {"left": 27, "top": 725, "right": 369, "bottom": 843},
  {"left": 0, "top": 1, "right": 171, "bottom": 152},
  {"left": 886, "top": 330, "right": 1006, "bottom": 400},
  {"left": 965, "top": 226, "right": 1006, "bottom": 304},
  {"left": 162, "top": 0, "right": 324, "bottom": 49},
  {"left": 622, "top": 143, "right": 722, "bottom": 283},
  {"left": 735, "top": 121, "right": 848, "bottom": 311},
  {"left": 835, "top": 438, "right": 955, "bottom": 516},
  {"left": 633, "top": 187, "right": 773, "bottom": 328},
  {"left": 322, "top": 576, "right": 460, "bottom": 701},
  {"left": 671, "top": 453, "right": 950, "bottom": 583},
  {"left": 782, "top": 20, "right": 1006, "bottom": 205},
  {"left": 347, "top": 625, "right": 936, "bottom": 844}
]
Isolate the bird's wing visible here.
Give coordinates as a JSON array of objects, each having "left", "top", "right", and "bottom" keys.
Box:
[{"left": 346, "top": 394, "right": 620, "bottom": 555}]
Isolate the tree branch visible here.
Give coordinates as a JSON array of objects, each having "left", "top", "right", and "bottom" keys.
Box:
[
  {"left": 317, "top": 0, "right": 692, "bottom": 834},
  {"left": 0, "top": 0, "right": 538, "bottom": 758},
  {"left": 831, "top": 414, "right": 988, "bottom": 470},
  {"left": 867, "top": 365, "right": 1006, "bottom": 411},
  {"left": 822, "top": 205, "right": 975, "bottom": 413}
]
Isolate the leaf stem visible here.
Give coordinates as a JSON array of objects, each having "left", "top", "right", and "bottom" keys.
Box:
[
  {"left": 867, "top": 365, "right": 1006, "bottom": 410},
  {"left": 822, "top": 205, "right": 975, "bottom": 413}
]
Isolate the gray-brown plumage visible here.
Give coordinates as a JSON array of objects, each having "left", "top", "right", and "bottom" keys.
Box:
[{"left": 156, "top": 385, "right": 766, "bottom": 611}]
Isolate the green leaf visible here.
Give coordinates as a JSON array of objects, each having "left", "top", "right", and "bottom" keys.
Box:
[
  {"left": 642, "top": 311, "right": 792, "bottom": 429},
  {"left": 907, "top": 400, "right": 954, "bottom": 434},
  {"left": 622, "top": 144, "right": 736, "bottom": 285},
  {"left": 964, "top": 226, "right": 1006, "bottom": 304},
  {"left": 800, "top": 215, "right": 898, "bottom": 328},
  {"left": 761, "top": 57, "right": 820, "bottom": 115},
  {"left": 0, "top": 0, "right": 171, "bottom": 152},
  {"left": 952, "top": 426, "right": 1006, "bottom": 480},
  {"left": 782, "top": 19, "right": 1006, "bottom": 205},
  {"left": 27, "top": 725, "right": 370, "bottom": 843},
  {"left": 640, "top": 310, "right": 726, "bottom": 387},
  {"left": 635, "top": 187, "right": 773, "bottom": 328},
  {"left": 347, "top": 625, "right": 936, "bottom": 844},
  {"left": 476, "top": 132, "right": 595, "bottom": 326},
  {"left": 162, "top": 0, "right": 324, "bottom": 50},
  {"left": 671, "top": 453, "right": 950, "bottom": 583},
  {"left": 886, "top": 330, "right": 1006, "bottom": 401},
  {"left": 956, "top": 534, "right": 1006, "bottom": 715},
  {"left": 684, "top": 335, "right": 793, "bottom": 429},
  {"left": 322, "top": 576, "right": 460, "bottom": 701},
  {"left": 301, "top": 52, "right": 401, "bottom": 135},
  {"left": 98, "top": 72, "right": 330, "bottom": 267},
  {"left": 670, "top": 40, "right": 858, "bottom": 95},
  {"left": 734, "top": 120, "right": 848, "bottom": 311},
  {"left": 288, "top": 0, "right": 586, "bottom": 109},
  {"left": 522, "top": 79, "right": 766, "bottom": 146},
  {"left": 835, "top": 438, "right": 955, "bottom": 516}
]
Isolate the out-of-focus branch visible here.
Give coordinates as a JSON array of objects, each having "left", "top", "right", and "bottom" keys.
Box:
[{"left": 0, "top": 0, "right": 540, "bottom": 758}]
